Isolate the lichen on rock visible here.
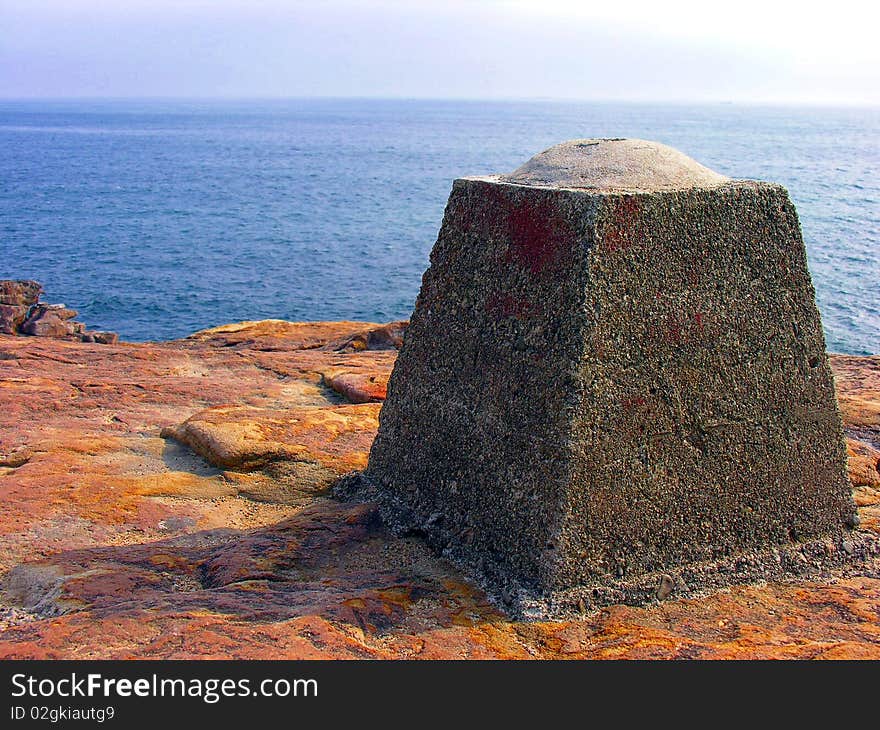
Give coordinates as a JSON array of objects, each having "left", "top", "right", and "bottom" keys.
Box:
[{"left": 0, "top": 317, "right": 877, "bottom": 657}]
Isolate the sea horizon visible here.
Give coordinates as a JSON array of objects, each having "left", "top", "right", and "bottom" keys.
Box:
[{"left": 3, "top": 96, "right": 879, "bottom": 109}]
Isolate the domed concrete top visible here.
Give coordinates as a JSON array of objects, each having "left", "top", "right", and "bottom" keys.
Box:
[{"left": 497, "top": 138, "right": 730, "bottom": 192}]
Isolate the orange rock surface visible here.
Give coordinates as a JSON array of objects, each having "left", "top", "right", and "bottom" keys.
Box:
[{"left": 0, "top": 322, "right": 878, "bottom": 659}]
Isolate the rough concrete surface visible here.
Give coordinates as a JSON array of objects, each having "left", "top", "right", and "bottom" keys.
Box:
[{"left": 365, "top": 140, "right": 859, "bottom": 615}]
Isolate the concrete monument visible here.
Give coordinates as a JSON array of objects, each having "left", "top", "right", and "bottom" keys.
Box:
[{"left": 363, "top": 139, "right": 858, "bottom": 615}]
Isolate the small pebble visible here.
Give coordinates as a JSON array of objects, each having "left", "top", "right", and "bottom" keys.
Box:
[{"left": 656, "top": 574, "right": 675, "bottom": 600}]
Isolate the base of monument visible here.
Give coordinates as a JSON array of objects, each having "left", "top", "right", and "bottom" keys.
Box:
[
  {"left": 334, "top": 472, "right": 879, "bottom": 620},
  {"left": 511, "top": 531, "right": 879, "bottom": 620}
]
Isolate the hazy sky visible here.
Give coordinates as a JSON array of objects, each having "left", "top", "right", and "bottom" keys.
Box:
[{"left": 1, "top": 0, "right": 877, "bottom": 104}]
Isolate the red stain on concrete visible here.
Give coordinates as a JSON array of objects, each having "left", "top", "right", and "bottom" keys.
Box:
[
  {"left": 645, "top": 310, "right": 717, "bottom": 349},
  {"left": 604, "top": 197, "right": 641, "bottom": 253},
  {"left": 666, "top": 314, "right": 684, "bottom": 345},
  {"left": 485, "top": 292, "right": 534, "bottom": 319},
  {"left": 482, "top": 186, "right": 575, "bottom": 275},
  {"left": 504, "top": 198, "right": 574, "bottom": 274},
  {"left": 619, "top": 393, "right": 656, "bottom": 439},
  {"left": 622, "top": 395, "right": 648, "bottom": 410}
]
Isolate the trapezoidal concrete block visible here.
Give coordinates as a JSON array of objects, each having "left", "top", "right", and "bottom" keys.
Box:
[{"left": 363, "top": 139, "right": 858, "bottom": 616}]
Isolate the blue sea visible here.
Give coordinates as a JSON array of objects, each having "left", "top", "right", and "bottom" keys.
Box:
[{"left": 0, "top": 100, "right": 877, "bottom": 353}]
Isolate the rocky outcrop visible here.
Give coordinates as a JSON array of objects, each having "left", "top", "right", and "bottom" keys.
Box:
[
  {"left": 0, "top": 280, "right": 42, "bottom": 335},
  {"left": 0, "top": 305, "right": 28, "bottom": 335},
  {"left": 0, "top": 319, "right": 878, "bottom": 658},
  {"left": 161, "top": 403, "right": 381, "bottom": 472},
  {"left": 333, "top": 321, "right": 408, "bottom": 352},
  {"left": 20, "top": 304, "right": 82, "bottom": 338},
  {"left": 0, "top": 280, "right": 118, "bottom": 343},
  {"left": 0, "top": 280, "right": 42, "bottom": 308}
]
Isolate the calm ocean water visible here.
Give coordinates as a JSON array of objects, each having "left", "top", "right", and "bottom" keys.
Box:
[{"left": 0, "top": 99, "right": 877, "bottom": 353}]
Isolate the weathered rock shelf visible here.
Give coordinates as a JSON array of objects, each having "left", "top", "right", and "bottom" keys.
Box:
[
  {"left": 0, "top": 280, "right": 118, "bottom": 344},
  {"left": 0, "top": 316, "right": 878, "bottom": 658}
]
